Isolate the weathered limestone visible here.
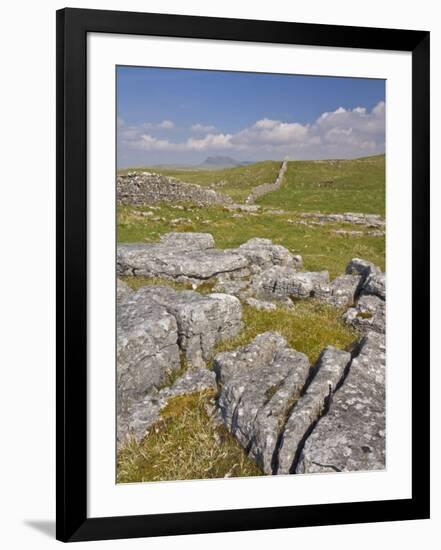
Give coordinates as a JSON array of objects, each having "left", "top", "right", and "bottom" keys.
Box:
[
  {"left": 343, "top": 294, "right": 386, "bottom": 334},
  {"left": 117, "top": 242, "right": 249, "bottom": 282},
  {"left": 326, "top": 274, "right": 363, "bottom": 308},
  {"left": 117, "top": 233, "right": 301, "bottom": 286},
  {"left": 250, "top": 265, "right": 330, "bottom": 300},
  {"left": 117, "top": 171, "right": 232, "bottom": 206},
  {"left": 297, "top": 332, "right": 386, "bottom": 473},
  {"left": 276, "top": 347, "right": 351, "bottom": 474},
  {"left": 129, "top": 286, "right": 243, "bottom": 367},
  {"left": 362, "top": 271, "right": 386, "bottom": 300},
  {"left": 159, "top": 232, "right": 215, "bottom": 250},
  {"left": 214, "top": 332, "right": 310, "bottom": 474},
  {"left": 117, "top": 297, "right": 181, "bottom": 417},
  {"left": 300, "top": 212, "right": 385, "bottom": 228},
  {"left": 237, "top": 237, "right": 302, "bottom": 271},
  {"left": 118, "top": 368, "right": 217, "bottom": 445},
  {"left": 117, "top": 278, "right": 133, "bottom": 304}
]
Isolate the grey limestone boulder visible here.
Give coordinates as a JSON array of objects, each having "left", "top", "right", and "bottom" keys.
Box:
[
  {"left": 251, "top": 265, "right": 330, "bottom": 300},
  {"left": 214, "top": 332, "right": 310, "bottom": 474},
  {"left": 131, "top": 286, "right": 243, "bottom": 367},
  {"left": 276, "top": 347, "right": 351, "bottom": 474},
  {"left": 343, "top": 294, "right": 385, "bottom": 334},
  {"left": 117, "top": 241, "right": 249, "bottom": 283},
  {"left": 238, "top": 237, "right": 302, "bottom": 271},
  {"left": 297, "top": 331, "right": 386, "bottom": 473},
  {"left": 117, "top": 296, "right": 180, "bottom": 417},
  {"left": 326, "top": 274, "right": 363, "bottom": 308}
]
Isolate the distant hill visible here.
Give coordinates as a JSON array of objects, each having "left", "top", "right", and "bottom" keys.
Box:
[{"left": 200, "top": 156, "right": 252, "bottom": 168}]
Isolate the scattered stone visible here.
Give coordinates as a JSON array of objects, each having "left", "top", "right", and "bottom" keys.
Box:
[
  {"left": 245, "top": 297, "right": 277, "bottom": 311},
  {"left": 214, "top": 332, "right": 310, "bottom": 473},
  {"left": 276, "top": 347, "right": 351, "bottom": 474},
  {"left": 226, "top": 204, "right": 261, "bottom": 213},
  {"left": 297, "top": 332, "right": 385, "bottom": 473},
  {"left": 301, "top": 212, "right": 385, "bottom": 228},
  {"left": 118, "top": 368, "right": 217, "bottom": 444},
  {"left": 159, "top": 232, "right": 214, "bottom": 250}
]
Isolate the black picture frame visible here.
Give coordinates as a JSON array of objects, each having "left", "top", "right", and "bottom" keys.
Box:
[{"left": 56, "top": 7, "right": 430, "bottom": 543}]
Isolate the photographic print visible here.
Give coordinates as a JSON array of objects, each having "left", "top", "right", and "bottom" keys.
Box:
[{"left": 115, "top": 66, "right": 386, "bottom": 483}]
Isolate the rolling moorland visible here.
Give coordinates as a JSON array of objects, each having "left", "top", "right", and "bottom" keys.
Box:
[{"left": 116, "top": 154, "right": 385, "bottom": 482}]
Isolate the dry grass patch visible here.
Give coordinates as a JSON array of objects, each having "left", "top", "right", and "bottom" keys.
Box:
[
  {"left": 215, "top": 300, "right": 359, "bottom": 364},
  {"left": 117, "top": 392, "right": 262, "bottom": 483}
]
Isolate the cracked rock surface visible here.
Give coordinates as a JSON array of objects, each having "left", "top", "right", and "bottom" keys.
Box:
[
  {"left": 118, "top": 368, "right": 217, "bottom": 445},
  {"left": 120, "top": 285, "right": 243, "bottom": 369},
  {"left": 214, "top": 332, "right": 310, "bottom": 474},
  {"left": 276, "top": 346, "right": 351, "bottom": 474},
  {"left": 297, "top": 331, "right": 386, "bottom": 473},
  {"left": 117, "top": 232, "right": 299, "bottom": 285},
  {"left": 117, "top": 295, "right": 180, "bottom": 418}
]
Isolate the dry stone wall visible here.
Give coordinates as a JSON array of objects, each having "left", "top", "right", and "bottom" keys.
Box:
[
  {"left": 117, "top": 171, "right": 232, "bottom": 207},
  {"left": 246, "top": 160, "right": 288, "bottom": 204}
]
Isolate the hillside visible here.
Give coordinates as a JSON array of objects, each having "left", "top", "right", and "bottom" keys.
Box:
[
  {"left": 118, "top": 155, "right": 385, "bottom": 214},
  {"left": 118, "top": 161, "right": 281, "bottom": 203},
  {"left": 257, "top": 155, "right": 385, "bottom": 215}
]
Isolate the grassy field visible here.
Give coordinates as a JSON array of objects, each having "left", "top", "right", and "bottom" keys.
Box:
[
  {"left": 118, "top": 161, "right": 281, "bottom": 203},
  {"left": 118, "top": 203, "right": 385, "bottom": 278},
  {"left": 257, "top": 155, "right": 385, "bottom": 215},
  {"left": 117, "top": 154, "right": 385, "bottom": 482}
]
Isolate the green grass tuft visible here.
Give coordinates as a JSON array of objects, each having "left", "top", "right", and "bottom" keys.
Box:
[{"left": 117, "top": 392, "right": 263, "bottom": 483}]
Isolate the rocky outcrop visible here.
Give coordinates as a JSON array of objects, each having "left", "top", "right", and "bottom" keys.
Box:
[
  {"left": 300, "top": 212, "right": 385, "bottom": 228},
  {"left": 131, "top": 286, "right": 243, "bottom": 367},
  {"left": 343, "top": 294, "right": 385, "bottom": 334},
  {"left": 246, "top": 160, "right": 287, "bottom": 204},
  {"left": 117, "top": 296, "right": 181, "bottom": 417},
  {"left": 214, "top": 332, "right": 310, "bottom": 474},
  {"left": 117, "top": 233, "right": 300, "bottom": 286},
  {"left": 343, "top": 258, "right": 386, "bottom": 333},
  {"left": 250, "top": 266, "right": 330, "bottom": 300},
  {"left": 297, "top": 331, "right": 386, "bottom": 473},
  {"left": 213, "top": 330, "right": 385, "bottom": 475},
  {"left": 117, "top": 284, "right": 243, "bottom": 443},
  {"left": 276, "top": 347, "right": 351, "bottom": 474},
  {"left": 118, "top": 368, "right": 217, "bottom": 445},
  {"left": 117, "top": 171, "right": 232, "bottom": 207}
]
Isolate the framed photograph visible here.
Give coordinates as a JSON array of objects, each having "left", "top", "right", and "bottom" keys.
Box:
[{"left": 56, "top": 8, "right": 430, "bottom": 542}]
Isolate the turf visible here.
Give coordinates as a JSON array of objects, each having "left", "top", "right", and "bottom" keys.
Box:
[
  {"left": 117, "top": 203, "right": 385, "bottom": 278},
  {"left": 118, "top": 161, "right": 281, "bottom": 203},
  {"left": 257, "top": 155, "right": 385, "bottom": 215}
]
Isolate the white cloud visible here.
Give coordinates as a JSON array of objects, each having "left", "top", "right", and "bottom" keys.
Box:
[
  {"left": 142, "top": 120, "right": 175, "bottom": 130},
  {"left": 190, "top": 123, "right": 217, "bottom": 133},
  {"left": 186, "top": 133, "right": 233, "bottom": 150},
  {"left": 118, "top": 101, "right": 385, "bottom": 159}
]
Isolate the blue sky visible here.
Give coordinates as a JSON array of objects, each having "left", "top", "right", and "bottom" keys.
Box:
[{"left": 117, "top": 66, "right": 385, "bottom": 168}]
